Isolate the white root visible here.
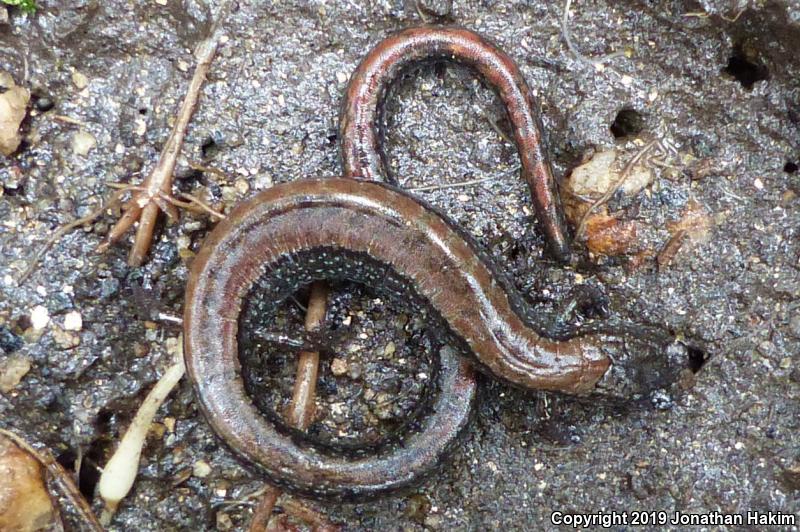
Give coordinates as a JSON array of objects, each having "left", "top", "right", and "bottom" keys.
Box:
[{"left": 98, "top": 342, "right": 185, "bottom": 525}]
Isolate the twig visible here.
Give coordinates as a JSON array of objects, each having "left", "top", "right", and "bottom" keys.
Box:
[
  {"left": 288, "top": 282, "right": 329, "bottom": 429},
  {"left": 99, "top": 15, "right": 227, "bottom": 267},
  {"left": 249, "top": 282, "right": 334, "bottom": 532},
  {"left": 683, "top": 7, "right": 746, "bottom": 22},
  {"left": 51, "top": 114, "right": 89, "bottom": 127},
  {"left": 187, "top": 160, "right": 231, "bottom": 182},
  {"left": 657, "top": 229, "right": 688, "bottom": 269},
  {"left": 575, "top": 140, "right": 660, "bottom": 239},
  {"left": 177, "top": 192, "right": 226, "bottom": 219},
  {"left": 280, "top": 497, "right": 341, "bottom": 531},
  {"left": 0, "top": 428, "right": 103, "bottom": 531},
  {"left": 17, "top": 187, "right": 132, "bottom": 283},
  {"left": 410, "top": 165, "right": 521, "bottom": 192},
  {"left": 247, "top": 487, "right": 280, "bottom": 532}
]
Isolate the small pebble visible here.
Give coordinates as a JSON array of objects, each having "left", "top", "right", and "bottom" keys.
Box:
[
  {"left": 30, "top": 306, "right": 49, "bottom": 330},
  {"left": 52, "top": 327, "right": 80, "bottom": 349},
  {"left": 417, "top": 0, "right": 453, "bottom": 17},
  {"left": 33, "top": 96, "right": 54, "bottom": 113},
  {"left": 62, "top": 311, "right": 82, "bottom": 331},
  {"left": 234, "top": 178, "right": 250, "bottom": 195},
  {"left": 71, "top": 71, "right": 88, "bottom": 90},
  {"left": 72, "top": 130, "right": 96, "bottom": 156},
  {"left": 193, "top": 460, "right": 212, "bottom": 478},
  {"left": 789, "top": 314, "right": 800, "bottom": 338},
  {"left": 331, "top": 358, "right": 348, "bottom": 376},
  {"left": 0, "top": 354, "right": 31, "bottom": 392}
]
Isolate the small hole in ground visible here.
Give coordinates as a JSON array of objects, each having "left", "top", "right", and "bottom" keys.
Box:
[
  {"left": 784, "top": 161, "right": 798, "bottom": 174},
  {"left": 610, "top": 109, "right": 644, "bottom": 139},
  {"left": 723, "top": 46, "right": 768, "bottom": 89}
]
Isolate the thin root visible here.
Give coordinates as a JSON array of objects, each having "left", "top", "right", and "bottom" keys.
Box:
[{"left": 18, "top": 187, "right": 132, "bottom": 283}]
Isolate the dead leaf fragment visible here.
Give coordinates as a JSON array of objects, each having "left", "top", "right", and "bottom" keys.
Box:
[
  {"left": 0, "top": 433, "right": 58, "bottom": 532},
  {"left": 659, "top": 200, "right": 713, "bottom": 268},
  {"left": 0, "top": 72, "right": 30, "bottom": 156},
  {"left": 666, "top": 200, "right": 712, "bottom": 245},
  {"left": 584, "top": 213, "right": 642, "bottom": 256},
  {"left": 0, "top": 354, "right": 32, "bottom": 392}
]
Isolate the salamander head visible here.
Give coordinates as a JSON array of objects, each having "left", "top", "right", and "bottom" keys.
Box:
[{"left": 593, "top": 340, "right": 697, "bottom": 406}]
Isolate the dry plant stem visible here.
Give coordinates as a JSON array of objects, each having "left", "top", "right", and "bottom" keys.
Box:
[
  {"left": 101, "top": 33, "right": 222, "bottom": 267},
  {"left": 247, "top": 487, "right": 280, "bottom": 532},
  {"left": 575, "top": 139, "right": 659, "bottom": 239},
  {"left": 188, "top": 159, "right": 230, "bottom": 181},
  {"left": 288, "top": 281, "right": 330, "bottom": 429},
  {"left": 280, "top": 498, "right": 341, "bottom": 531},
  {"left": 249, "top": 282, "right": 330, "bottom": 532},
  {"left": 0, "top": 428, "right": 103, "bottom": 531},
  {"left": 18, "top": 187, "right": 131, "bottom": 283}
]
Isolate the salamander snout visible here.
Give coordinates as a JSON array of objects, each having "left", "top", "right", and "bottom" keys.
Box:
[{"left": 594, "top": 340, "right": 697, "bottom": 406}]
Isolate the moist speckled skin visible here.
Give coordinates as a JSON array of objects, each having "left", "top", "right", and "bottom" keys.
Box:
[{"left": 1, "top": 1, "right": 799, "bottom": 530}]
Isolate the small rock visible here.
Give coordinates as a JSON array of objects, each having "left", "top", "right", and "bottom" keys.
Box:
[
  {"left": 30, "top": 306, "right": 49, "bottom": 330},
  {"left": 33, "top": 96, "right": 54, "bottom": 113},
  {"left": 234, "top": 178, "right": 250, "bottom": 195},
  {"left": 193, "top": 460, "right": 212, "bottom": 478},
  {"left": 62, "top": 311, "right": 82, "bottom": 332},
  {"left": 331, "top": 358, "right": 348, "bottom": 376},
  {"left": 215, "top": 511, "right": 233, "bottom": 531},
  {"left": 71, "top": 71, "right": 89, "bottom": 90},
  {"left": 0, "top": 71, "right": 30, "bottom": 156},
  {"left": 788, "top": 314, "right": 800, "bottom": 339},
  {"left": 383, "top": 341, "right": 396, "bottom": 356},
  {"left": 417, "top": 0, "right": 453, "bottom": 18},
  {"left": 0, "top": 355, "right": 31, "bottom": 392},
  {"left": 568, "top": 149, "right": 652, "bottom": 197},
  {"left": 51, "top": 327, "right": 80, "bottom": 350},
  {"left": 0, "top": 7, "right": 8, "bottom": 25},
  {"left": 564, "top": 149, "right": 653, "bottom": 223},
  {"left": 0, "top": 433, "right": 58, "bottom": 531},
  {"left": 72, "top": 130, "right": 96, "bottom": 156}
]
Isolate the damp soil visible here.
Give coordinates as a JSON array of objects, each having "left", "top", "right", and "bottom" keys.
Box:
[{"left": 1, "top": 0, "right": 799, "bottom": 530}]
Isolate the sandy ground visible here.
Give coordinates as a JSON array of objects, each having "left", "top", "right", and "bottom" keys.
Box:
[{"left": 1, "top": 0, "right": 799, "bottom": 530}]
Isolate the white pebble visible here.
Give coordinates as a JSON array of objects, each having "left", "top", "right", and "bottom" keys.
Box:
[
  {"left": 30, "top": 305, "right": 50, "bottom": 330},
  {"left": 63, "top": 311, "right": 83, "bottom": 331},
  {"left": 72, "top": 130, "right": 97, "bottom": 156},
  {"left": 192, "top": 460, "right": 212, "bottom": 478},
  {"left": 71, "top": 71, "right": 89, "bottom": 90}
]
